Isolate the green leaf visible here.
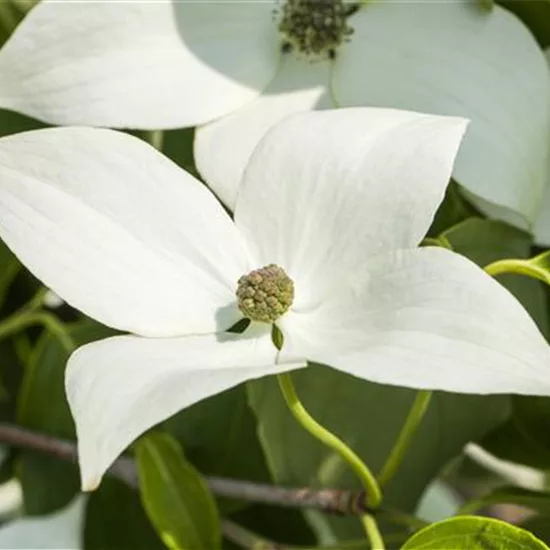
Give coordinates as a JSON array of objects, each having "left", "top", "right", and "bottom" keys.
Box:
[
  {"left": 16, "top": 319, "right": 115, "bottom": 515},
  {"left": 163, "top": 381, "right": 271, "bottom": 515},
  {"left": 163, "top": 384, "right": 271, "bottom": 483},
  {"left": 162, "top": 128, "right": 197, "bottom": 177},
  {"left": 402, "top": 516, "right": 549, "bottom": 550},
  {"left": 481, "top": 395, "right": 550, "bottom": 470},
  {"left": 18, "top": 318, "right": 115, "bottom": 432},
  {"left": 0, "top": 4, "right": 20, "bottom": 48},
  {"left": 0, "top": 240, "right": 19, "bottom": 307},
  {"left": 0, "top": 339, "right": 23, "bottom": 423},
  {"left": 509, "top": 394, "right": 550, "bottom": 458},
  {"left": 428, "top": 182, "right": 479, "bottom": 237},
  {"left": 248, "top": 366, "right": 509, "bottom": 540},
  {"left": 442, "top": 218, "right": 531, "bottom": 262},
  {"left": 459, "top": 486, "right": 550, "bottom": 516},
  {"left": 0, "top": 108, "right": 46, "bottom": 138},
  {"left": 84, "top": 477, "right": 164, "bottom": 550},
  {"left": 520, "top": 517, "right": 550, "bottom": 545},
  {"left": 136, "top": 432, "right": 221, "bottom": 550},
  {"left": 17, "top": 454, "right": 79, "bottom": 517},
  {"left": 227, "top": 505, "right": 317, "bottom": 549},
  {"left": 498, "top": 0, "right": 550, "bottom": 47}
]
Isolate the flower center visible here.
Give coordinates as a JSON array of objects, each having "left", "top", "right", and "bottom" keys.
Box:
[
  {"left": 236, "top": 264, "right": 294, "bottom": 323},
  {"left": 277, "top": 0, "right": 358, "bottom": 58}
]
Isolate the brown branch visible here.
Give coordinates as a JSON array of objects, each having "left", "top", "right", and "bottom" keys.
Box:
[
  {"left": 0, "top": 423, "right": 137, "bottom": 488},
  {"left": 0, "top": 422, "right": 370, "bottom": 517},
  {"left": 209, "top": 476, "right": 369, "bottom": 516}
]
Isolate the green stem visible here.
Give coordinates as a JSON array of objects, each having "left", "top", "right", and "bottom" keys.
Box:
[
  {"left": 146, "top": 130, "right": 164, "bottom": 151},
  {"left": 376, "top": 507, "right": 428, "bottom": 531},
  {"left": 277, "top": 373, "right": 384, "bottom": 548},
  {"left": 277, "top": 373, "right": 382, "bottom": 508},
  {"left": 0, "top": 310, "right": 75, "bottom": 353},
  {"left": 455, "top": 500, "right": 483, "bottom": 516},
  {"left": 221, "top": 520, "right": 280, "bottom": 550},
  {"left": 484, "top": 258, "right": 550, "bottom": 286},
  {"left": 13, "top": 333, "right": 32, "bottom": 364},
  {"left": 25, "top": 287, "right": 49, "bottom": 311},
  {"left": 420, "top": 236, "right": 452, "bottom": 250},
  {"left": 377, "top": 390, "right": 432, "bottom": 488},
  {"left": 360, "top": 515, "right": 385, "bottom": 550}
]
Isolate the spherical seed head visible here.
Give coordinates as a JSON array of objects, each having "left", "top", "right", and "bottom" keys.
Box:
[
  {"left": 237, "top": 264, "right": 295, "bottom": 323},
  {"left": 278, "top": 0, "right": 356, "bottom": 57}
]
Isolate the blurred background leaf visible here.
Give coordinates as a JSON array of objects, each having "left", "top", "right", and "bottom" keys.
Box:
[
  {"left": 84, "top": 478, "right": 163, "bottom": 550},
  {"left": 0, "top": 241, "right": 19, "bottom": 309},
  {"left": 0, "top": 109, "right": 46, "bottom": 138},
  {"left": 521, "top": 516, "right": 550, "bottom": 546},
  {"left": 136, "top": 432, "right": 221, "bottom": 550},
  {"left": 480, "top": 395, "right": 550, "bottom": 470},
  {"left": 16, "top": 319, "right": 115, "bottom": 515},
  {"left": 498, "top": 0, "right": 550, "bottom": 47}
]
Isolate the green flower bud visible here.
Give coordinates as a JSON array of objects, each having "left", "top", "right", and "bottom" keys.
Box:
[
  {"left": 278, "top": 0, "right": 358, "bottom": 58},
  {"left": 236, "top": 264, "right": 294, "bottom": 323}
]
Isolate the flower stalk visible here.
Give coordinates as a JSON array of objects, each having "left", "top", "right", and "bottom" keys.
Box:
[
  {"left": 377, "top": 390, "right": 432, "bottom": 488},
  {"left": 276, "top": 372, "right": 384, "bottom": 548},
  {"left": 360, "top": 515, "right": 385, "bottom": 550},
  {"left": 0, "top": 288, "right": 75, "bottom": 353},
  {"left": 484, "top": 258, "right": 550, "bottom": 286},
  {"left": 221, "top": 520, "right": 282, "bottom": 550},
  {"left": 276, "top": 372, "right": 382, "bottom": 507}
]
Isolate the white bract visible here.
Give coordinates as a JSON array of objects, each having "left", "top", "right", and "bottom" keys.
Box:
[
  {"left": 0, "top": 496, "right": 84, "bottom": 549},
  {"left": 0, "top": 109, "right": 549, "bottom": 492},
  {"left": 0, "top": 0, "right": 548, "bottom": 227},
  {"left": 533, "top": 47, "right": 550, "bottom": 247}
]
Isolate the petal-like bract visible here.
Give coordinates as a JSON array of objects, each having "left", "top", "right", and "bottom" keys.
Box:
[
  {"left": 195, "top": 56, "right": 332, "bottom": 209},
  {"left": 534, "top": 182, "right": 550, "bottom": 246},
  {"left": 0, "top": 496, "right": 84, "bottom": 549},
  {"left": 0, "top": 1, "right": 279, "bottom": 128},
  {"left": 333, "top": 2, "right": 550, "bottom": 227},
  {"left": 66, "top": 329, "right": 305, "bottom": 490},
  {"left": 280, "top": 247, "right": 550, "bottom": 395},
  {"left": 0, "top": 128, "right": 250, "bottom": 336},
  {"left": 235, "top": 108, "right": 467, "bottom": 307},
  {"left": 533, "top": 47, "right": 550, "bottom": 246}
]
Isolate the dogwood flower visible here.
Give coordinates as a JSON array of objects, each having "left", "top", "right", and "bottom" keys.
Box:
[
  {"left": 0, "top": 108, "right": 549, "bottom": 492},
  {"left": 0, "top": 0, "right": 548, "bottom": 227},
  {"left": 533, "top": 48, "right": 550, "bottom": 247},
  {"left": 0, "top": 496, "right": 84, "bottom": 550}
]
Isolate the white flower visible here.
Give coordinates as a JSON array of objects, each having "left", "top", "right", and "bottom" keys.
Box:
[
  {"left": 0, "top": 108, "right": 549, "bottom": 492},
  {"left": 532, "top": 47, "right": 550, "bottom": 247},
  {"left": 0, "top": 0, "right": 548, "bottom": 228},
  {"left": 0, "top": 495, "right": 84, "bottom": 550}
]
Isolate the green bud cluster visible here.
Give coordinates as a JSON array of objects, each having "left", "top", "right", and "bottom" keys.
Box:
[
  {"left": 236, "top": 264, "right": 295, "bottom": 323},
  {"left": 278, "top": 0, "right": 357, "bottom": 57}
]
